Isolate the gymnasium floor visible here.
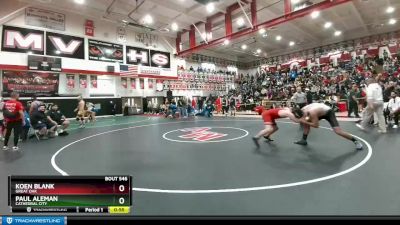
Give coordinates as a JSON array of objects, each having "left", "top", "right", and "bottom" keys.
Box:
[{"left": 0, "top": 115, "right": 399, "bottom": 216}]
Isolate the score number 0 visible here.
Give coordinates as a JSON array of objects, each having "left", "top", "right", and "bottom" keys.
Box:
[{"left": 118, "top": 184, "right": 127, "bottom": 205}]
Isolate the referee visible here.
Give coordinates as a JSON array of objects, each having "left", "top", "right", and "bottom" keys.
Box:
[{"left": 291, "top": 87, "right": 307, "bottom": 108}]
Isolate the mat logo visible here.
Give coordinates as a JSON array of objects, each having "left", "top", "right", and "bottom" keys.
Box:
[
  {"left": 178, "top": 127, "right": 227, "bottom": 142},
  {"left": 6, "top": 217, "right": 12, "bottom": 224}
]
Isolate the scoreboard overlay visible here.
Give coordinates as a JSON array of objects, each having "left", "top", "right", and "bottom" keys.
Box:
[{"left": 8, "top": 176, "right": 132, "bottom": 214}]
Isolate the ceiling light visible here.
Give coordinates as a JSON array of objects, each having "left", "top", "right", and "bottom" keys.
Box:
[
  {"left": 74, "top": 0, "right": 84, "bottom": 4},
  {"left": 310, "top": 11, "right": 320, "bottom": 19},
  {"left": 143, "top": 14, "right": 153, "bottom": 24},
  {"left": 262, "top": 33, "right": 268, "bottom": 38},
  {"left": 289, "top": 41, "right": 295, "bottom": 46},
  {"left": 291, "top": 0, "right": 300, "bottom": 4},
  {"left": 55, "top": 50, "right": 61, "bottom": 54},
  {"left": 241, "top": 44, "right": 247, "bottom": 50},
  {"left": 257, "top": 49, "right": 262, "bottom": 54},
  {"left": 122, "top": 20, "right": 128, "bottom": 23},
  {"left": 324, "top": 22, "right": 332, "bottom": 28},
  {"left": 237, "top": 17, "right": 245, "bottom": 26},
  {"left": 389, "top": 19, "right": 397, "bottom": 25},
  {"left": 224, "top": 39, "right": 230, "bottom": 45},
  {"left": 206, "top": 3, "right": 215, "bottom": 13},
  {"left": 27, "top": 51, "right": 33, "bottom": 55},
  {"left": 334, "top": 31, "right": 342, "bottom": 36},
  {"left": 171, "top": 22, "right": 178, "bottom": 31},
  {"left": 259, "top": 28, "right": 266, "bottom": 34},
  {"left": 386, "top": 6, "right": 395, "bottom": 13},
  {"left": 276, "top": 35, "right": 282, "bottom": 41}
]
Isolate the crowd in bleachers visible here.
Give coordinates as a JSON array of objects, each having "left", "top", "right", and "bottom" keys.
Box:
[{"left": 231, "top": 52, "right": 400, "bottom": 117}]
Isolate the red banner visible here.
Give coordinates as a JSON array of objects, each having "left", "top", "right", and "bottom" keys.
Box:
[
  {"left": 67, "top": 74, "right": 75, "bottom": 89},
  {"left": 130, "top": 78, "right": 136, "bottom": 89},
  {"left": 121, "top": 77, "right": 127, "bottom": 89},
  {"left": 90, "top": 75, "right": 97, "bottom": 88},
  {"left": 79, "top": 75, "right": 87, "bottom": 88},
  {"left": 148, "top": 79, "right": 154, "bottom": 89},
  {"left": 140, "top": 78, "right": 144, "bottom": 89}
]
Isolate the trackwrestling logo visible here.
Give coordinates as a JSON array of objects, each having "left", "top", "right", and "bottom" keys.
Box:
[{"left": 2, "top": 216, "right": 65, "bottom": 225}]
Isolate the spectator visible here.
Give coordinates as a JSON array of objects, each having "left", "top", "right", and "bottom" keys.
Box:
[
  {"left": 305, "top": 88, "right": 313, "bottom": 105},
  {"left": 3, "top": 92, "right": 25, "bottom": 151},
  {"left": 31, "top": 104, "right": 57, "bottom": 139},
  {"left": 0, "top": 97, "right": 5, "bottom": 141},
  {"left": 21, "top": 107, "right": 30, "bottom": 141},
  {"left": 348, "top": 84, "right": 360, "bottom": 118},
  {"left": 181, "top": 97, "right": 188, "bottom": 118},
  {"left": 47, "top": 104, "right": 70, "bottom": 136},
  {"left": 86, "top": 102, "right": 97, "bottom": 122},
  {"left": 109, "top": 101, "right": 116, "bottom": 116},
  {"left": 29, "top": 94, "right": 42, "bottom": 116},
  {"left": 388, "top": 92, "right": 400, "bottom": 129}
]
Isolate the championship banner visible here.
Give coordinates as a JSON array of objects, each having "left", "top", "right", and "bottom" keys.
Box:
[
  {"left": 66, "top": 74, "right": 75, "bottom": 89},
  {"left": 79, "top": 75, "right": 87, "bottom": 88},
  {"left": 25, "top": 7, "right": 65, "bottom": 31},
  {"left": 148, "top": 79, "right": 154, "bottom": 89},
  {"left": 130, "top": 78, "right": 136, "bottom": 89},
  {"left": 88, "top": 39, "right": 123, "bottom": 63},
  {"left": 90, "top": 75, "right": 97, "bottom": 88},
  {"left": 156, "top": 80, "right": 163, "bottom": 92},
  {"left": 121, "top": 77, "right": 128, "bottom": 89},
  {"left": 2, "top": 71, "right": 59, "bottom": 97}
]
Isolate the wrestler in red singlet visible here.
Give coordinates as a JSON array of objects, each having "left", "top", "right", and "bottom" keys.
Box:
[{"left": 262, "top": 108, "right": 283, "bottom": 125}]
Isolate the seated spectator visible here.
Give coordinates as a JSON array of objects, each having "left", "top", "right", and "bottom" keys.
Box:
[
  {"left": 21, "top": 107, "right": 30, "bottom": 141},
  {"left": 30, "top": 105, "right": 57, "bottom": 139},
  {"left": 196, "top": 101, "right": 215, "bottom": 117},
  {"left": 47, "top": 105, "right": 70, "bottom": 136},
  {"left": 388, "top": 92, "right": 400, "bottom": 129}
]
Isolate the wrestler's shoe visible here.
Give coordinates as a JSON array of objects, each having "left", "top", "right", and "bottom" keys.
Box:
[
  {"left": 252, "top": 137, "right": 260, "bottom": 148},
  {"left": 263, "top": 136, "right": 274, "bottom": 142},
  {"left": 294, "top": 140, "right": 308, "bottom": 146},
  {"left": 354, "top": 141, "right": 363, "bottom": 150}
]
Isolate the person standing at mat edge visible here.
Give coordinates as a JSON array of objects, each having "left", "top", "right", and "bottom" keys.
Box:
[
  {"left": 356, "top": 77, "right": 386, "bottom": 133},
  {"left": 3, "top": 92, "right": 25, "bottom": 151},
  {"left": 295, "top": 103, "right": 363, "bottom": 151},
  {"left": 75, "top": 96, "right": 86, "bottom": 129},
  {"left": 291, "top": 87, "right": 307, "bottom": 109}
]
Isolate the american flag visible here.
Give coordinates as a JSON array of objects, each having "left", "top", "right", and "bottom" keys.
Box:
[{"left": 120, "top": 65, "right": 138, "bottom": 77}]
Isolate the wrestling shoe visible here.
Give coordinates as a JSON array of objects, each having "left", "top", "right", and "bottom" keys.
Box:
[
  {"left": 3, "top": 146, "right": 9, "bottom": 151},
  {"left": 294, "top": 140, "right": 308, "bottom": 146},
  {"left": 12, "top": 146, "right": 19, "bottom": 151},
  {"left": 252, "top": 137, "right": 260, "bottom": 148},
  {"left": 354, "top": 141, "right": 363, "bottom": 151},
  {"left": 263, "top": 136, "right": 274, "bottom": 142},
  {"left": 356, "top": 123, "right": 366, "bottom": 131}
]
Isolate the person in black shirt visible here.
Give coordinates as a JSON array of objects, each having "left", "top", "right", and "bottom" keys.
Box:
[
  {"left": 305, "top": 87, "right": 313, "bottom": 104},
  {"left": 47, "top": 105, "right": 69, "bottom": 136},
  {"left": 31, "top": 105, "right": 57, "bottom": 139},
  {"left": 347, "top": 84, "right": 360, "bottom": 118}
]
